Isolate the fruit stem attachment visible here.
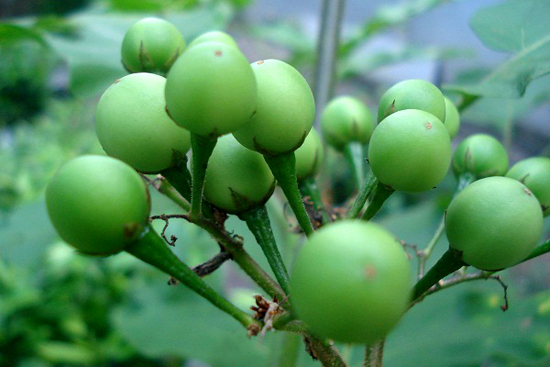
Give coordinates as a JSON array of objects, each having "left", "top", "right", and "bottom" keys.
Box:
[
  {"left": 360, "top": 181, "right": 394, "bottom": 221},
  {"left": 239, "top": 206, "right": 291, "bottom": 296},
  {"left": 411, "top": 248, "right": 466, "bottom": 302},
  {"left": 125, "top": 225, "right": 260, "bottom": 331},
  {"left": 364, "top": 339, "right": 385, "bottom": 367},
  {"left": 264, "top": 152, "right": 314, "bottom": 236},
  {"left": 347, "top": 170, "right": 377, "bottom": 219},
  {"left": 189, "top": 134, "right": 218, "bottom": 220},
  {"left": 343, "top": 142, "right": 366, "bottom": 188},
  {"left": 299, "top": 176, "right": 331, "bottom": 224}
]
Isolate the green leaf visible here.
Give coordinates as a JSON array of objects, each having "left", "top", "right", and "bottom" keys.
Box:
[{"left": 446, "top": 0, "right": 550, "bottom": 99}]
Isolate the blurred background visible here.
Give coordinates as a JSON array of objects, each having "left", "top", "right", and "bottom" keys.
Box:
[{"left": 1, "top": 0, "right": 549, "bottom": 366}]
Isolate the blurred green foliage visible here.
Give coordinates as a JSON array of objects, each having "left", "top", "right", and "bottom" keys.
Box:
[{"left": 0, "top": 0, "right": 549, "bottom": 366}]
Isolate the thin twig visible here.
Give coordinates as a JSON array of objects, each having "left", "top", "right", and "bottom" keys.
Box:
[{"left": 192, "top": 251, "right": 232, "bottom": 277}]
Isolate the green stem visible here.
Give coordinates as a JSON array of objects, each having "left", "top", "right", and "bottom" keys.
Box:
[
  {"left": 363, "top": 339, "right": 385, "bottom": 367},
  {"left": 343, "top": 142, "right": 365, "bottom": 188},
  {"left": 300, "top": 176, "right": 331, "bottom": 224},
  {"left": 521, "top": 239, "right": 550, "bottom": 263},
  {"left": 279, "top": 333, "right": 301, "bottom": 367},
  {"left": 360, "top": 181, "right": 394, "bottom": 221},
  {"left": 126, "top": 225, "right": 260, "bottom": 331},
  {"left": 305, "top": 333, "right": 349, "bottom": 367},
  {"left": 411, "top": 248, "right": 466, "bottom": 302},
  {"left": 190, "top": 133, "right": 217, "bottom": 220},
  {"left": 187, "top": 216, "right": 285, "bottom": 301},
  {"left": 239, "top": 206, "right": 291, "bottom": 296},
  {"left": 264, "top": 152, "right": 314, "bottom": 236},
  {"left": 158, "top": 179, "right": 191, "bottom": 212},
  {"left": 347, "top": 170, "right": 377, "bottom": 219}
]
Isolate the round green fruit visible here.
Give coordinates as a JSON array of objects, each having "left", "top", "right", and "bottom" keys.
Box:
[
  {"left": 443, "top": 97, "right": 460, "bottom": 139},
  {"left": 96, "top": 73, "right": 191, "bottom": 173},
  {"left": 377, "top": 79, "right": 446, "bottom": 122},
  {"left": 452, "top": 134, "right": 508, "bottom": 179},
  {"left": 295, "top": 128, "right": 323, "bottom": 181},
  {"left": 368, "top": 109, "right": 451, "bottom": 192},
  {"left": 121, "top": 18, "right": 185, "bottom": 75},
  {"left": 233, "top": 59, "right": 315, "bottom": 156},
  {"left": 320, "top": 96, "right": 375, "bottom": 151},
  {"left": 188, "top": 31, "right": 238, "bottom": 49},
  {"left": 203, "top": 135, "right": 275, "bottom": 213},
  {"left": 165, "top": 42, "right": 256, "bottom": 138},
  {"left": 446, "top": 176, "right": 543, "bottom": 270},
  {"left": 506, "top": 156, "right": 550, "bottom": 216},
  {"left": 290, "top": 220, "right": 412, "bottom": 344},
  {"left": 46, "top": 155, "right": 151, "bottom": 256}
]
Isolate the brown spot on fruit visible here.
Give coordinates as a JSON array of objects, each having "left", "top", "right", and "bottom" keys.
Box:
[
  {"left": 524, "top": 188, "right": 533, "bottom": 196},
  {"left": 256, "top": 60, "right": 265, "bottom": 65},
  {"left": 114, "top": 78, "right": 121, "bottom": 84},
  {"left": 425, "top": 122, "right": 432, "bottom": 130},
  {"left": 215, "top": 50, "right": 222, "bottom": 57},
  {"left": 364, "top": 265, "right": 377, "bottom": 279}
]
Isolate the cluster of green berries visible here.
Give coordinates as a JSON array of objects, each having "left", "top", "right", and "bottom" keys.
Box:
[{"left": 45, "top": 17, "right": 549, "bottom": 347}]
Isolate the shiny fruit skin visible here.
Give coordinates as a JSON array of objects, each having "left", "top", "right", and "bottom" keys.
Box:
[
  {"left": 368, "top": 109, "right": 451, "bottom": 193},
  {"left": 165, "top": 42, "right": 256, "bottom": 138},
  {"left": 295, "top": 128, "right": 324, "bottom": 181},
  {"left": 320, "top": 96, "right": 375, "bottom": 151},
  {"left": 188, "top": 31, "right": 238, "bottom": 49},
  {"left": 203, "top": 135, "right": 275, "bottom": 213},
  {"left": 95, "top": 73, "right": 191, "bottom": 173},
  {"left": 377, "top": 79, "right": 446, "bottom": 122},
  {"left": 452, "top": 134, "right": 508, "bottom": 179},
  {"left": 446, "top": 176, "right": 543, "bottom": 270},
  {"left": 290, "top": 220, "right": 412, "bottom": 344},
  {"left": 46, "top": 155, "right": 150, "bottom": 256},
  {"left": 232, "top": 59, "right": 315, "bottom": 156},
  {"left": 121, "top": 18, "right": 185, "bottom": 75},
  {"left": 506, "top": 156, "right": 550, "bottom": 216},
  {"left": 443, "top": 97, "right": 460, "bottom": 139}
]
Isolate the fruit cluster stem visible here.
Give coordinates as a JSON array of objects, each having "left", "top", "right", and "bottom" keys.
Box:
[
  {"left": 343, "top": 142, "right": 366, "bottom": 188},
  {"left": 239, "top": 206, "right": 291, "bottom": 296},
  {"left": 363, "top": 339, "right": 385, "bottom": 367},
  {"left": 126, "top": 225, "right": 260, "bottom": 331},
  {"left": 361, "top": 181, "right": 394, "bottom": 221},
  {"left": 300, "top": 176, "right": 331, "bottom": 224},
  {"left": 189, "top": 133, "right": 217, "bottom": 220},
  {"left": 347, "top": 170, "right": 377, "bottom": 219},
  {"left": 264, "top": 152, "right": 314, "bottom": 236}
]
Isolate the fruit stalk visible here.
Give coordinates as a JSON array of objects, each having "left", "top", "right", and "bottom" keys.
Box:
[
  {"left": 239, "top": 206, "right": 291, "bottom": 295},
  {"left": 347, "top": 170, "right": 377, "bottom": 219},
  {"left": 126, "top": 225, "right": 260, "bottom": 330},
  {"left": 299, "top": 176, "right": 331, "bottom": 224},
  {"left": 264, "top": 152, "right": 314, "bottom": 236},
  {"left": 411, "top": 248, "right": 466, "bottom": 302},
  {"left": 189, "top": 133, "right": 217, "bottom": 219},
  {"left": 361, "top": 181, "right": 395, "bottom": 221},
  {"left": 364, "top": 339, "right": 385, "bottom": 367},
  {"left": 343, "top": 141, "right": 365, "bottom": 188}
]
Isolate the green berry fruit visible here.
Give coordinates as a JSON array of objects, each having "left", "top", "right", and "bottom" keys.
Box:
[
  {"left": 96, "top": 73, "right": 191, "bottom": 173},
  {"left": 188, "top": 31, "right": 238, "bottom": 49},
  {"left": 368, "top": 109, "right": 451, "bottom": 192},
  {"left": 46, "top": 155, "right": 151, "bottom": 256},
  {"left": 446, "top": 176, "right": 543, "bottom": 270},
  {"left": 290, "top": 220, "right": 412, "bottom": 344},
  {"left": 165, "top": 42, "right": 256, "bottom": 138},
  {"left": 506, "top": 157, "right": 550, "bottom": 216},
  {"left": 121, "top": 18, "right": 185, "bottom": 75},
  {"left": 295, "top": 128, "right": 324, "bottom": 181},
  {"left": 378, "top": 79, "right": 446, "bottom": 122},
  {"left": 203, "top": 135, "right": 275, "bottom": 213},
  {"left": 452, "top": 134, "right": 508, "bottom": 179},
  {"left": 442, "top": 97, "right": 460, "bottom": 139},
  {"left": 320, "top": 96, "right": 375, "bottom": 151},
  {"left": 233, "top": 59, "right": 315, "bottom": 156}
]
